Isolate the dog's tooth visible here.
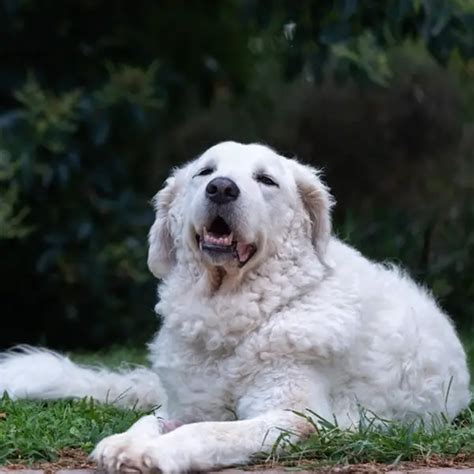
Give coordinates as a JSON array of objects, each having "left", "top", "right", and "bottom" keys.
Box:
[
  {"left": 202, "top": 231, "right": 235, "bottom": 246},
  {"left": 203, "top": 231, "right": 215, "bottom": 244}
]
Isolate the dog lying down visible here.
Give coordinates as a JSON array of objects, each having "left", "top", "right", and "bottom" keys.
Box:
[{"left": 0, "top": 141, "right": 470, "bottom": 473}]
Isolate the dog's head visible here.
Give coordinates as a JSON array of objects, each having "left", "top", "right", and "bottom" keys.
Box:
[{"left": 148, "top": 142, "right": 334, "bottom": 280}]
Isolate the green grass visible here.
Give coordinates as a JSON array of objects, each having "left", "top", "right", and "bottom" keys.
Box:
[
  {"left": 0, "top": 348, "right": 148, "bottom": 466},
  {"left": 0, "top": 341, "right": 472, "bottom": 468},
  {"left": 71, "top": 345, "right": 148, "bottom": 368},
  {"left": 257, "top": 406, "right": 474, "bottom": 469},
  {"left": 0, "top": 397, "right": 146, "bottom": 465}
]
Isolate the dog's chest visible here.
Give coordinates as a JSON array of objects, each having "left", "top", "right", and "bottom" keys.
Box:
[
  {"left": 151, "top": 275, "right": 323, "bottom": 421},
  {"left": 149, "top": 322, "right": 268, "bottom": 423},
  {"left": 150, "top": 338, "right": 231, "bottom": 422}
]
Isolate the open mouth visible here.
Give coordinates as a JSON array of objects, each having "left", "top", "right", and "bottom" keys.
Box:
[{"left": 196, "top": 216, "right": 256, "bottom": 267}]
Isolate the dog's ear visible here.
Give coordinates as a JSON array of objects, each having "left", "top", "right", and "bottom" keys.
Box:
[
  {"left": 147, "top": 175, "right": 180, "bottom": 279},
  {"left": 292, "top": 161, "right": 334, "bottom": 261}
]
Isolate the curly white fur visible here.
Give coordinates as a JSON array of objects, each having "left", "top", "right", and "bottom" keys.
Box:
[{"left": 0, "top": 142, "right": 470, "bottom": 473}]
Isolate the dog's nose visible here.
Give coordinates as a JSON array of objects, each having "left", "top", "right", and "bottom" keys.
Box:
[{"left": 206, "top": 177, "right": 240, "bottom": 204}]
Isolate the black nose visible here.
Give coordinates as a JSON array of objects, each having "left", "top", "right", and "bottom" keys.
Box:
[{"left": 206, "top": 177, "right": 240, "bottom": 205}]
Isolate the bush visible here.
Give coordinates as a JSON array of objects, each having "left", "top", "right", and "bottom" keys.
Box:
[{"left": 0, "top": 69, "right": 161, "bottom": 348}]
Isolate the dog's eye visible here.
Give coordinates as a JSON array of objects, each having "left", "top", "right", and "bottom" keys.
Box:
[
  {"left": 194, "top": 168, "right": 214, "bottom": 178},
  {"left": 256, "top": 174, "right": 278, "bottom": 187}
]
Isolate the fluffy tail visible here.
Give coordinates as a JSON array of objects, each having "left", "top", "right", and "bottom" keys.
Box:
[{"left": 0, "top": 346, "right": 166, "bottom": 409}]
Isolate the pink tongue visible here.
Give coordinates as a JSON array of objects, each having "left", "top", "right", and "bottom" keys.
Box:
[{"left": 236, "top": 242, "right": 252, "bottom": 262}]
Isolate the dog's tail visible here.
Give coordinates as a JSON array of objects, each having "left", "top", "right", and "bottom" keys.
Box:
[{"left": 0, "top": 346, "right": 166, "bottom": 409}]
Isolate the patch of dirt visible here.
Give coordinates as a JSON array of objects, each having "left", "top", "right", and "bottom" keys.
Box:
[
  {"left": 246, "top": 454, "right": 474, "bottom": 472},
  {"left": 2, "top": 452, "right": 474, "bottom": 473},
  {"left": 2, "top": 449, "right": 94, "bottom": 472}
]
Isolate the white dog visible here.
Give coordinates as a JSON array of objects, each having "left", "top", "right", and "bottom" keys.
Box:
[{"left": 0, "top": 142, "right": 470, "bottom": 473}]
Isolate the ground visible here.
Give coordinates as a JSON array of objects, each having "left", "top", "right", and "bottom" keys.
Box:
[{"left": 0, "top": 338, "right": 472, "bottom": 472}]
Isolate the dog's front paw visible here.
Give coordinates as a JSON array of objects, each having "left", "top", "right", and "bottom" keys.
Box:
[
  {"left": 91, "top": 432, "right": 130, "bottom": 472},
  {"left": 91, "top": 432, "right": 182, "bottom": 473},
  {"left": 91, "top": 432, "right": 147, "bottom": 473}
]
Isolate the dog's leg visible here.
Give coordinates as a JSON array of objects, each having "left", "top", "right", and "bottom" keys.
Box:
[
  {"left": 93, "top": 366, "right": 332, "bottom": 473},
  {"left": 93, "top": 410, "right": 314, "bottom": 473}
]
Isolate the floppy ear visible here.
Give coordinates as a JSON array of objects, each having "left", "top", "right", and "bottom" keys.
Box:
[
  {"left": 292, "top": 161, "right": 334, "bottom": 261},
  {"left": 147, "top": 176, "right": 179, "bottom": 279}
]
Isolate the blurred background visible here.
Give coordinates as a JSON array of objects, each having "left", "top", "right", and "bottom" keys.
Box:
[{"left": 0, "top": 0, "right": 473, "bottom": 350}]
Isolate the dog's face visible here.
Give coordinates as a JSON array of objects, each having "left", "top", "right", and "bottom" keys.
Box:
[
  {"left": 148, "top": 142, "right": 333, "bottom": 279},
  {"left": 186, "top": 142, "right": 297, "bottom": 270}
]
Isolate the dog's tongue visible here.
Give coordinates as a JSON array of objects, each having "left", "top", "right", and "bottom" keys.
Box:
[{"left": 236, "top": 242, "right": 253, "bottom": 263}]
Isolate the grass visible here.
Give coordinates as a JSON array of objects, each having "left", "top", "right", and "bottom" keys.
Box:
[
  {"left": 71, "top": 345, "right": 148, "bottom": 367},
  {"left": 0, "top": 397, "right": 146, "bottom": 466},
  {"left": 257, "top": 406, "right": 474, "bottom": 470},
  {"left": 0, "top": 341, "right": 472, "bottom": 469},
  {"left": 0, "top": 347, "right": 148, "bottom": 467}
]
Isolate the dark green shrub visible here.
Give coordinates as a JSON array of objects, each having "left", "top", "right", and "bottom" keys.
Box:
[{"left": 0, "top": 69, "right": 161, "bottom": 349}]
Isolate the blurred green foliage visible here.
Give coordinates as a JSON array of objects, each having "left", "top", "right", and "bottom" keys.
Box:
[
  {"left": 0, "top": 0, "right": 472, "bottom": 349},
  {"left": 0, "top": 65, "right": 160, "bottom": 348}
]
